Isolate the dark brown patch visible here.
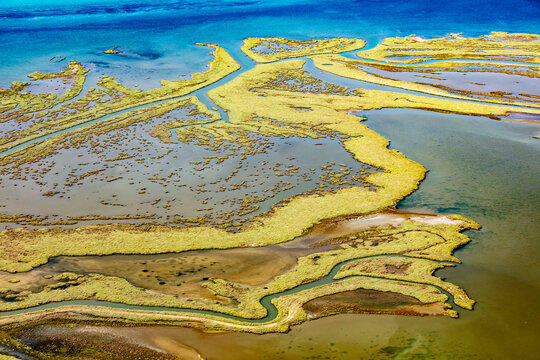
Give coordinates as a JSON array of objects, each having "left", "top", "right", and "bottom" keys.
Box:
[
  {"left": 303, "top": 288, "right": 449, "bottom": 318},
  {"left": 9, "top": 324, "right": 178, "bottom": 360},
  {"left": 384, "top": 262, "right": 411, "bottom": 275},
  {"left": 303, "top": 288, "right": 421, "bottom": 317}
]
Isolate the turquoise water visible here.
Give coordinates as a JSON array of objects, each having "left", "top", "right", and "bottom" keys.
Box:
[
  {"left": 1, "top": 1, "right": 540, "bottom": 359},
  {"left": 1, "top": 0, "right": 539, "bottom": 87}
]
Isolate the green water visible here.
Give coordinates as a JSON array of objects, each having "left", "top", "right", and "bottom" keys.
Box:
[
  {"left": 305, "top": 109, "right": 540, "bottom": 359},
  {"left": 364, "top": 109, "right": 540, "bottom": 359}
]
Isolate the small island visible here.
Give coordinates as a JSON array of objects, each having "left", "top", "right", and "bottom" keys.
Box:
[{"left": 103, "top": 46, "right": 123, "bottom": 54}]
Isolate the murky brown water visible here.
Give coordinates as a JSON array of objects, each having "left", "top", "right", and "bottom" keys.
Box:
[{"left": 0, "top": 111, "right": 377, "bottom": 230}]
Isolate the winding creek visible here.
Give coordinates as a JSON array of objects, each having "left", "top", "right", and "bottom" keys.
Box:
[{"left": 0, "top": 254, "right": 457, "bottom": 325}]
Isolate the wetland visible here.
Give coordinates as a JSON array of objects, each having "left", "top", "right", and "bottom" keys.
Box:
[{"left": 0, "top": 4, "right": 539, "bottom": 356}]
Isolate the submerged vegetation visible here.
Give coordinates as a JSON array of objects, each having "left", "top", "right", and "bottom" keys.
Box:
[{"left": 1, "top": 32, "right": 538, "bottom": 356}]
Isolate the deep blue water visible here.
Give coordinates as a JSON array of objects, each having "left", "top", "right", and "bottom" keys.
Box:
[{"left": 1, "top": 0, "right": 540, "bottom": 86}]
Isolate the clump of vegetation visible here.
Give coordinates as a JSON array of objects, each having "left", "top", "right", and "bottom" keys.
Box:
[{"left": 241, "top": 37, "right": 366, "bottom": 63}]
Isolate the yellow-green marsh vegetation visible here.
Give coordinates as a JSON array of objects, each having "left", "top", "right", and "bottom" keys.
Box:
[
  {"left": 356, "top": 32, "right": 540, "bottom": 63},
  {"left": 241, "top": 37, "right": 365, "bottom": 63}
]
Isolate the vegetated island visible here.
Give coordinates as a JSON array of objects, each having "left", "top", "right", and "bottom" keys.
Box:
[
  {"left": 241, "top": 37, "right": 366, "bottom": 62},
  {"left": 103, "top": 46, "right": 123, "bottom": 54}
]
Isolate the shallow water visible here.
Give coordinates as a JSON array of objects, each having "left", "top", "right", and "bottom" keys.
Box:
[
  {"left": 0, "top": 123, "right": 377, "bottom": 228},
  {"left": 355, "top": 64, "right": 540, "bottom": 102},
  {"left": 358, "top": 109, "right": 540, "bottom": 358},
  {"left": 3, "top": 109, "right": 538, "bottom": 358}
]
